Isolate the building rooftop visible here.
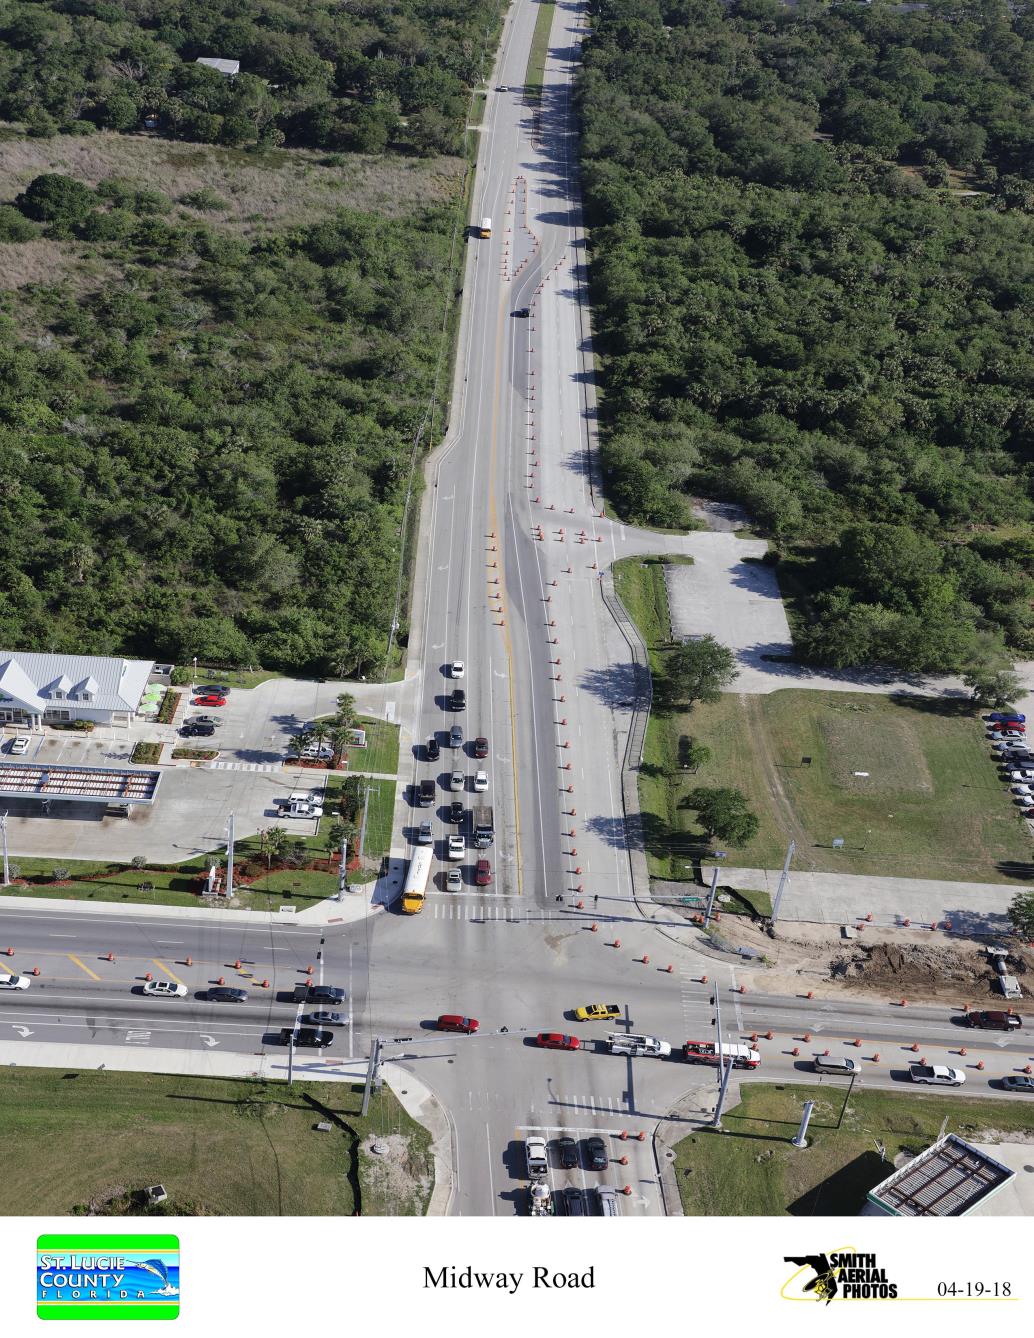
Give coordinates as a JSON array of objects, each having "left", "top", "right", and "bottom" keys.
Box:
[
  {"left": 0, "top": 652, "right": 152, "bottom": 715},
  {"left": 0, "top": 762, "right": 161, "bottom": 805},
  {"left": 195, "top": 57, "right": 240, "bottom": 76},
  {"left": 865, "top": 1134, "right": 1015, "bottom": 1217}
]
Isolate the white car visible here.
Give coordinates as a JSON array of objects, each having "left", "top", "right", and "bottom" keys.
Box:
[
  {"left": 473, "top": 770, "right": 489, "bottom": 792},
  {"left": 450, "top": 660, "right": 465, "bottom": 679},
  {"left": 0, "top": 973, "right": 30, "bottom": 990},
  {"left": 142, "top": 979, "right": 187, "bottom": 998},
  {"left": 450, "top": 770, "right": 465, "bottom": 791},
  {"left": 1010, "top": 784, "right": 1032, "bottom": 796},
  {"left": 446, "top": 868, "right": 463, "bottom": 892},
  {"left": 1008, "top": 771, "right": 1034, "bottom": 782},
  {"left": 8, "top": 736, "right": 30, "bottom": 755},
  {"left": 447, "top": 834, "right": 465, "bottom": 861}
]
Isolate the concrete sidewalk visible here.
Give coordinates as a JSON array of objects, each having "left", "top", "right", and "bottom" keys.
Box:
[
  {"left": 698, "top": 866, "right": 1025, "bottom": 934},
  {"left": 0, "top": 886, "right": 387, "bottom": 928}
]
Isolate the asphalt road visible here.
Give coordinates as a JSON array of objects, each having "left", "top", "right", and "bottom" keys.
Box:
[{"left": 2, "top": 0, "right": 1033, "bottom": 1221}]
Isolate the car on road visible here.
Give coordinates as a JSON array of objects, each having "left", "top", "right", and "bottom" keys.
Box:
[
  {"left": 476, "top": 858, "right": 492, "bottom": 886},
  {"left": 181, "top": 722, "right": 215, "bottom": 737},
  {"left": 426, "top": 736, "right": 440, "bottom": 761},
  {"left": 450, "top": 770, "right": 465, "bottom": 791},
  {"left": 281, "top": 1027, "right": 333, "bottom": 1047},
  {"left": 208, "top": 986, "right": 248, "bottom": 1003},
  {"left": 449, "top": 800, "right": 465, "bottom": 824},
  {"left": 536, "top": 1032, "right": 579, "bottom": 1050},
  {"left": 298, "top": 985, "right": 347, "bottom": 1005},
  {"left": 436, "top": 1014, "right": 479, "bottom": 1034},
  {"left": 474, "top": 770, "right": 489, "bottom": 792},
  {"left": 451, "top": 688, "right": 466, "bottom": 711},
  {"left": 513, "top": 307, "right": 530, "bottom": 318},
  {"left": 417, "top": 821, "right": 433, "bottom": 845},
  {"left": 560, "top": 1186, "right": 586, "bottom": 1215},
  {"left": 304, "top": 1011, "right": 346, "bottom": 1027},
  {"left": 575, "top": 1003, "right": 621, "bottom": 1021},
  {"left": 194, "top": 693, "right": 227, "bottom": 707},
  {"left": 554, "top": 1135, "right": 578, "bottom": 1168},
  {"left": 584, "top": 1136, "right": 608, "bottom": 1170},
  {"left": 447, "top": 834, "right": 465, "bottom": 861},
  {"left": 909, "top": 1064, "right": 965, "bottom": 1086},
  {"left": 142, "top": 980, "right": 187, "bottom": 998},
  {"left": 966, "top": 1010, "right": 1022, "bottom": 1030},
  {"left": 450, "top": 725, "right": 464, "bottom": 749},
  {"left": 446, "top": 868, "right": 463, "bottom": 892},
  {"left": 474, "top": 736, "right": 489, "bottom": 758},
  {"left": 8, "top": 735, "right": 30, "bottom": 755},
  {"left": 450, "top": 660, "right": 465, "bottom": 679},
  {"left": 1001, "top": 1075, "right": 1034, "bottom": 1093},
  {"left": 812, "top": 1054, "right": 860, "bottom": 1074},
  {"left": 0, "top": 973, "right": 31, "bottom": 990}
]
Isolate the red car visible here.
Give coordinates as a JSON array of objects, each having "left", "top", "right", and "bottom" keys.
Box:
[
  {"left": 194, "top": 694, "right": 227, "bottom": 707},
  {"left": 536, "top": 1032, "right": 580, "bottom": 1050},
  {"left": 474, "top": 736, "right": 489, "bottom": 758},
  {"left": 436, "top": 1014, "right": 479, "bottom": 1034},
  {"left": 476, "top": 858, "right": 492, "bottom": 886}
]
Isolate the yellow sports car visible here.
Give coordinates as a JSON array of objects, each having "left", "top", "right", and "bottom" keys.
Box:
[{"left": 574, "top": 1003, "right": 621, "bottom": 1021}]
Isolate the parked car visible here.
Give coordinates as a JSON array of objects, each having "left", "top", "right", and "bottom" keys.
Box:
[
  {"left": 559, "top": 1186, "right": 586, "bottom": 1215},
  {"left": 182, "top": 722, "right": 215, "bottom": 738},
  {"left": 474, "top": 770, "right": 489, "bottom": 792},
  {"left": 1001, "top": 1075, "right": 1034, "bottom": 1093},
  {"left": 142, "top": 980, "right": 187, "bottom": 998},
  {"left": 450, "top": 725, "right": 464, "bottom": 749},
  {"left": 476, "top": 858, "right": 492, "bottom": 886},
  {"left": 584, "top": 1136, "right": 608, "bottom": 1170},
  {"left": 967, "top": 1010, "right": 1022, "bottom": 1030},
  {"left": 194, "top": 694, "right": 227, "bottom": 707},
  {"left": 208, "top": 986, "right": 248, "bottom": 1003},
  {"left": 426, "top": 736, "right": 440, "bottom": 761},
  {"left": 196, "top": 685, "right": 230, "bottom": 696},
  {"left": 0, "top": 973, "right": 31, "bottom": 990},
  {"left": 446, "top": 868, "right": 463, "bottom": 892},
  {"left": 8, "top": 736, "right": 30, "bottom": 755},
  {"left": 989, "top": 712, "right": 1026, "bottom": 723},
  {"left": 554, "top": 1135, "right": 578, "bottom": 1169},
  {"left": 447, "top": 834, "right": 465, "bottom": 860},
  {"left": 450, "top": 770, "right": 465, "bottom": 791},
  {"left": 536, "top": 1032, "right": 580, "bottom": 1050},
  {"left": 575, "top": 1003, "right": 621, "bottom": 1021},
  {"left": 474, "top": 736, "right": 489, "bottom": 758},
  {"left": 450, "top": 660, "right": 465, "bottom": 679},
  {"left": 436, "top": 1014, "right": 478, "bottom": 1034}
]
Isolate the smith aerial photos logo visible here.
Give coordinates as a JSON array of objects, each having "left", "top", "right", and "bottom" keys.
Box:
[
  {"left": 37, "top": 1234, "right": 179, "bottom": 1320},
  {"left": 783, "top": 1249, "right": 899, "bottom": 1303}
]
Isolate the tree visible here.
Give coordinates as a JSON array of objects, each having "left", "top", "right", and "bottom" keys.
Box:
[
  {"left": 963, "top": 665, "right": 1022, "bottom": 709},
  {"left": 286, "top": 731, "right": 312, "bottom": 760},
  {"left": 334, "top": 693, "right": 358, "bottom": 731},
  {"left": 262, "top": 826, "right": 290, "bottom": 870},
  {"left": 1006, "top": 890, "right": 1034, "bottom": 940},
  {"left": 683, "top": 787, "right": 760, "bottom": 847},
  {"left": 665, "top": 637, "right": 738, "bottom": 707},
  {"left": 17, "top": 173, "right": 94, "bottom": 231}
]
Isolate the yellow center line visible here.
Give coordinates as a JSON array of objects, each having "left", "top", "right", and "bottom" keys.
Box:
[
  {"left": 67, "top": 953, "right": 102, "bottom": 982},
  {"left": 152, "top": 958, "right": 185, "bottom": 986}
]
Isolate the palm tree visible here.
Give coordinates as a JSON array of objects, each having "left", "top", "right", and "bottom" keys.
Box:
[
  {"left": 329, "top": 726, "right": 350, "bottom": 765},
  {"left": 334, "top": 693, "right": 358, "bottom": 732},
  {"left": 286, "top": 730, "right": 312, "bottom": 760},
  {"left": 263, "top": 826, "right": 290, "bottom": 870}
]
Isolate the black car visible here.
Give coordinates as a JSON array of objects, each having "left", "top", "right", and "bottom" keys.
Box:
[
  {"left": 196, "top": 684, "right": 230, "bottom": 696},
  {"left": 306, "top": 984, "right": 346, "bottom": 1004},
  {"left": 554, "top": 1135, "right": 578, "bottom": 1169},
  {"left": 1001, "top": 1075, "right": 1034, "bottom": 1093},
  {"left": 450, "top": 724, "right": 464, "bottom": 749},
  {"left": 426, "top": 736, "right": 440, "bottom": 761},
  {"left": 584, "top": 1136, "right": 608, "bottom": 1171},
  {"left": 181, "top": 723, "right": 215, "bottom": 737},
  {"left": 560, "top": 1186, "right": 586, "bottom": 1216},
  {"left": 449, "top": 800, "right": 465, "bottom": 824},
  {"left": 209, "top": 986, "right": 248, "bottom": 1003},
  {"left": 281, "top": 1027, "right": 333, "bottom": 1048},
  {"left": 451, "top": 688, "right": 466, "bottom": 711},
  {"left": 513, "top": 307, "right": 530, "bottom": 318}
]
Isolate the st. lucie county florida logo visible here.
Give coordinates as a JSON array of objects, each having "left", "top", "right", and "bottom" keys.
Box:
[{"left": 37, "top": 1234, "right": 179, "bottom": 1320}]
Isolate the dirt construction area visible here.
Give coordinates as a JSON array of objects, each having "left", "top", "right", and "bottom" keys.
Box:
[{"left": 722, "top": 917, "right": 1032, "bottom": 1005}]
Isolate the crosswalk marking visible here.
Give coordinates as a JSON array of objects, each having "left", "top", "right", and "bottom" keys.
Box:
[
  {"left": 207, "top": 761, "right": 279, "bottom": 772},
  {"left": 430, "top": 903, "right": 557, "bottom": 921}
]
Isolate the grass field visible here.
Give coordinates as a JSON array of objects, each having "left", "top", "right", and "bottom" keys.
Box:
[
  {"left": 614, "top": 559, "right": 1032, "bottom": 883},
  {"left": 354, "top": 716, "right": 400, "bottom": 776},
  {"left": 0, "top": 1069, "right": 432, "bottom": 1216},
  {"left": 525, "top": 1, "right": 557, "bottom": 101},
  {"left": 674, "top": 1082, "right": 1034, "bottom": 1215}
]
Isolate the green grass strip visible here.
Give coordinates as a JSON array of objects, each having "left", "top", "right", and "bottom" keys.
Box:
[{"left": 525, "top": 1, "right": 556, "bottom": 102}]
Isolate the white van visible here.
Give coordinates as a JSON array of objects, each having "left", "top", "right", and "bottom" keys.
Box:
[{"left": 607, "top": 1033, "right": 671, "bottom": 1057}]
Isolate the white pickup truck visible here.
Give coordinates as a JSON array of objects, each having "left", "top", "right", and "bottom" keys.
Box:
[
  {"left": 909, "top": 1064, "right": 966, "bottom": 1086},
  {"left": 277, "top": 790, "right": 324, "bottom": 819}
]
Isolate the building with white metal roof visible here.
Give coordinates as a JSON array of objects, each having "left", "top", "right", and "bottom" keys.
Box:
[
  {"left": 0, "top": 652, "right": 154, "bottom": 729},
  {"left": 863, "top": 1134, "right": 1015, "bottom": 1216},
  {"left": 195, "top": 57, "right": 240, "bottom": 76}
]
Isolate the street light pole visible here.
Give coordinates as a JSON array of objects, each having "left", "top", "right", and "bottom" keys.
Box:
[
  {"left": 225, "top": 813, "right": 235, "bottom": 900},
  {"left": 770, "top": 838, "right": 796, "bottom": 926},
  {"left": 0, "top": 812, "right": 9, "bottom": 886}
]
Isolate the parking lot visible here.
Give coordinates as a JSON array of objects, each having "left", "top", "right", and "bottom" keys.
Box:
[{"left": 0, "top": 676, "right": 397, "bottom": 863}]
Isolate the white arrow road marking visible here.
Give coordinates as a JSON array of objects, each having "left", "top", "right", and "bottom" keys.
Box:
[
  {"left": 11, "top": 1024, "right": 32, "bottom": 1037},
  {"left": 200, "top": 1034, "right": 219, "bottom": 1048},
  {"left": 125, "top": 1030, "right": 151, "bottom": 1045}
]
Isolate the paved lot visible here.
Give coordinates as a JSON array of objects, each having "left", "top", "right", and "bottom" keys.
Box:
[{"left": 0, "top": 676, "right": 401, "bottom": 863}]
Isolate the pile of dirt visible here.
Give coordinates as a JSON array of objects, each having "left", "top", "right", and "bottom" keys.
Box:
[
  {"left": 359, "top": 1133, "right": 432, "bottom": 1216},
  {"left": 831, "top": 940, "right": 1030, "bottom": 1001}
]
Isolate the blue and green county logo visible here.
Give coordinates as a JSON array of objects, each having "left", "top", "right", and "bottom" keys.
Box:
[{"left": 37, "top": 1234, "right": 179, "bottom": 1320}]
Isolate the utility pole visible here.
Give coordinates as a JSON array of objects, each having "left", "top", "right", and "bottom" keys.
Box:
[
  {"left": 362, "top": 1036, "right": 382, "bottom": 1117},
  {"left": 225, "top": 813, "right": 235, "bottom": 900},
  {"left": 703, "top": 865, "right": 720, "bottom": 925},
  {"left": 710, "top": 983, "right": 733, "bottom": 1128},
  {"left": 792, "top": 1100, "right": 815, "bottom": 1148},
  {"left": 287, "top": 1032, "right": 295, "bottom": 1087},
  {"left": 770, "top": 838, "right": 796, "bottom": 926},
  {"left": 337, "top": 837, "right": 348, "bottom": 901},
  {"left": 0, "top": 812, "right": 9, "bottom": 885}
]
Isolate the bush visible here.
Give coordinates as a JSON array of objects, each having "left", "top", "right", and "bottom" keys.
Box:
[
  {"left": 0, "top": 206, "right": 39, "bottom": 242},
  {"left": 17, "top": 173, "right": 94, "bottom": 231},
  {"left": 180, "top": 187, "right": 227, "bottom": 212}
]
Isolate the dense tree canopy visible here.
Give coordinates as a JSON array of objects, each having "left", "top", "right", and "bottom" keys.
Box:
[
  {"left": 0, "top": 173, "right": 457, "bottom": 674},
  {"left": 579, "top": 0, "right": 1034, "bottom": 671},
  {"left": 0, "top": 0, "right": 503, "bottom": 153}
]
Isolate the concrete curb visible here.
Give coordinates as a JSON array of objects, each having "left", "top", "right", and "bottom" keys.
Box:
[
  {"left": 0, "top": 888, "right": 383, "bottom": 928},
  {"left": 382, "top": 1061, "right": 457, "bottom": 1217}
]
